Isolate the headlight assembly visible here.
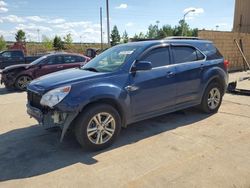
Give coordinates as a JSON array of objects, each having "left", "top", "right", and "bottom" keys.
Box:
[{"left": 40, "top": 86, "right": 71, "bottom": 108}]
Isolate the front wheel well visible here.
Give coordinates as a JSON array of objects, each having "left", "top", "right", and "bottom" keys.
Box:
[{"left": 78, "top": 99, "right": 126, "bottom": 128}]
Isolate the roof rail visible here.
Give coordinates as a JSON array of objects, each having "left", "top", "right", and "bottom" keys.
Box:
[{"left": 165, "top": 36, "right": 202, "bottom": 40}]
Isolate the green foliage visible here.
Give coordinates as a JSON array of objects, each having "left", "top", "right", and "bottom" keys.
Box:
[
  {"left": 122, "top": 30, "right": 129, "bottom": 43},
  {"left": 111, "top": 25, "right": 121, "bottom": 46},
  {"left": 42, "top": 35, "right": 53, "bottom": 51},
  {"left": 15, "top": 30, "right": 26, "bottom": 42},
  {"left": 146, "top": 24, "right": 159, "bottom": 39},
  {"left": 53, "top": 36, "right": 64, "bottom": 50},
  {"left": 0, "top": 35, "right": 6, "bottom": 51},
  {"left": 132, "top": 20, "right": 198, "bottom": 40},
  {"left": 158, "top": 25, "right": 174, "bottom": 39},
  {"left": 63, "top": 33, "right": 73, "bottom": 50}
]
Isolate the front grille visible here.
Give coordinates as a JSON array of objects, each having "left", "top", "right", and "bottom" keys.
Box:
[{"left": 27, "top": 90, "right": 43, "bottom": 110}]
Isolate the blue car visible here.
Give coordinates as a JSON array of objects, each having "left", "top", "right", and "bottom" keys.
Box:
[{"left": 27, "top": 38, "right": 229, "bottom": 150}]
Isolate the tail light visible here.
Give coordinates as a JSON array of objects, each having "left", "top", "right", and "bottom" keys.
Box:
[{"left": 224, "top": 60, "right": 229, "bottom": 69}]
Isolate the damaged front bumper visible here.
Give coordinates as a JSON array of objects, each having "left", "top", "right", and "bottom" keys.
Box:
[{"left": 26, "top": 103, "right": 78, "bottom": 141}]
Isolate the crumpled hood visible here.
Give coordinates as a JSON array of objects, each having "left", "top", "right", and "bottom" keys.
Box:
[
  {"left": 28, "top": 68, "right": 106, "bottom": 94},
  {"left": 3, "top": 64, "right": 31, "bottom": 72}
]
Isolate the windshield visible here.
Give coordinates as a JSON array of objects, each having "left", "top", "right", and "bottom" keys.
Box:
[
  {"left": 82, "top": 45, "right": 140, "bottom": 72},
  {"left": 30, "top": 55, "right": 47, "bottom": 65}
]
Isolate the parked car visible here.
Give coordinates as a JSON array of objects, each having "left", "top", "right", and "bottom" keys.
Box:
[
  {"left": 0, "top": 52, "right": 90, "bottom": 90},
  {"left": 0, "top": 50, "right": 41, "bottom": 69},
  {"left": 26, "top": 39, "right": 229, "bottom": 151}
]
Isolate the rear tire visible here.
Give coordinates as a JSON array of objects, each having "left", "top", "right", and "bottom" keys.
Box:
[
  {"left": 74, "top": 104, "right": 121, "bottom": 151},
  {"left": 200, "top": 82, "right": 223, "bottom": 113},
  {"left": 15, "top": 75, "right": 32, "bottom": 91}
]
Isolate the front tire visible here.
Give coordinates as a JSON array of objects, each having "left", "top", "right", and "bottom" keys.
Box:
[
  {"left": 15, "top": 75, "right": 32, "bottom": 91},
  {"left": 74, "top": 104, "right": 121, "bottom": 151},
  {"left": 200, "top": 82, "right": 223, "bottom": 113}
]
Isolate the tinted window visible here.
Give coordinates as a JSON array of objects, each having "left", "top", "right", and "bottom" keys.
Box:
[
  {"left": 172, "top": 46, "right": 205, "bottom": 64},
  {"left": 196, "top": 43, "right": 223, "bottom": 60},
  {"left": 64, "top": 55, "right": 77, "bottom": 63},
  {"left": 45, "top": 56, "right": 56, "bottom": 65},
  {"left": 55, "top": 56, "right": 64, "bottom": 64},
  {"left": 12, "top": 51, "right": 23, "bottom": 57},
  {"left": 76, "top": 56, "right": 86, "bottom": 62},
  {"left": 142, "top": 47, "right": 170, "bottom": 68}
]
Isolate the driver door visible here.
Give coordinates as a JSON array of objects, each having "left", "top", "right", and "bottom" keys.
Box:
[{"left": 128, "top": 46, "right": 177, "bottom": 119}]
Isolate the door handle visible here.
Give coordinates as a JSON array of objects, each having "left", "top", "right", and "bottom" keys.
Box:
[
  {"left": 125, "top": 85, "right": 139, "bottom": 92},
  {"left": 166, "top": 71, "right": 175, "bottom": 78}
]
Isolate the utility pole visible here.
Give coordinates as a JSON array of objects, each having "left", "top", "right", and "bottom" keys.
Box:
[
  {"left": 106, "top": 0, "right": 111, "bottom": 47},
  {"left": 100, "top": 7, "right": 103, "bottom": 50}
]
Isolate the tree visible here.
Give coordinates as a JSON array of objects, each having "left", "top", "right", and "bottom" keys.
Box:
[
  {"left": 53, "top": 36, "right": 64, "bottom": 50},
  {"left": 42, "top": 35, "right": 53, "bottom": 51},
  {"left": 111, "top": 25, "right": 121, "bottom": 46},
  {"left": 122, "top": 30, "right": 129, "bottom": 43},
  {"left": 15, "top": 30, "right": 26, "bottom": 42},
  {"left": 158, "top": 25, "right": 174, "bottom": 39},
  {"left": 63, "top": 33, "right": 73, "bottom": 50},
  {"left": 0, "top": 35, "right": 6, "bottom": 51},
  {"left": 146, "top": 24, "right": 159, "bottom": 39}
]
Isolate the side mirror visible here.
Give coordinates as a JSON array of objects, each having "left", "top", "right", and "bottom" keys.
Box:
[{"left": 131, "top": 61, "right": 152, "bottom": 72}]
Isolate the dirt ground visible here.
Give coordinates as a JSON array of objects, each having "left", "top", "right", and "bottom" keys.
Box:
[{"left": 0, "top": 72, "right": 249, "bottom": 188}]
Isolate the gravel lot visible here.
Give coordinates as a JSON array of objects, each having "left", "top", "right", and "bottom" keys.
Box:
[{"left": 0, "top": 72, "right": 249, "bottom": 188}]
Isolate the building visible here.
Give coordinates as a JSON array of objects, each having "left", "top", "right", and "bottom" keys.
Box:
[{"left": 233, "top": 0, "right": 250, "bottom": 33}]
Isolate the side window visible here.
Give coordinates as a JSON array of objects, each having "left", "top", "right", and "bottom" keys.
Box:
[
  {"left": 172, "top": 46, "right": 205, "bottom": 64},
  {"left": 197, "top": 43, "right": 223, "bottom": 60},
  {"left": 55, "top": 56, "right": 64, "bottom": 64},
  {"left": 64, "top": 55, "right": 77, "bottom": 63},
  {"left": 44, "top": 56, "right": 56, "bottom": 65},
  {"left": 141, "top": 47, "right": 170, "bottom": 68},
  {"left": 76, "top": 56, "right": 86, "bottom": 62},
  {"left": 2, "top": 52, "right": 12, "bottom": 58},
  {"left": 12, "top": 51, "right": 23, "bottom": 58}
]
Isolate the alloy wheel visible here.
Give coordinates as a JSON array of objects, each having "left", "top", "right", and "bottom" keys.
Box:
[
  {"left": 17, "top": 76, "right": 32, "bottom": 90},
  {"left": 207, "top": 88, "right": 221, "bottom": 110},
  {"left": 87, "top": 112, "right": 116, "bottom": 145}
]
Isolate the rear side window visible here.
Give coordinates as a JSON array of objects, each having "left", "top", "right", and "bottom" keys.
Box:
[
  {"left": 142, "top": 47, "right": 170, "bottom": 68},
  {"left": 76, "top": 56, "right": 86, "bottom": 62},
  {"left": 196, "top": 43, "right": 223, "bottom": 60},
  {"left": 172, "top": 46, "right": 205, "bottom": 64},
  {"left": 64, "top": 55, "right": 77, "bottom": 63}
]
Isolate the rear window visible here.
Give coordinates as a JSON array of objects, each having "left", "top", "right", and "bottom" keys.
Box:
[{"left": 196, "top": 43, "right": 223, "bottom": 60}]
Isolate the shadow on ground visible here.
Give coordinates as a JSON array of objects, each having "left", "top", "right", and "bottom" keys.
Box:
[
  {"left": 0, "top": 108, "right": 211, "bottom": 182},
  {"left": 0, "top": 87, "right": 23, "bottom": 95}
]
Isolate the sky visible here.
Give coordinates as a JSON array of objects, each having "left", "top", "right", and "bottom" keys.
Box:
[{"left": 0, "top": 0, "right": 235, "bottom": 43}]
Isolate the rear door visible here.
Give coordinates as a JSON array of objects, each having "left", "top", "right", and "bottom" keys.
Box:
[
  {"left": 129, "top": 46, "right": 177, "bottom": 117},
  {"left": 171, "top": 45, "right": 206, "bottom": 105}
]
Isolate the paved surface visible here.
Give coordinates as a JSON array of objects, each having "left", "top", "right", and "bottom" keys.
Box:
[{"left": 0, "top": 72, "right": 249, "bottom": 188}]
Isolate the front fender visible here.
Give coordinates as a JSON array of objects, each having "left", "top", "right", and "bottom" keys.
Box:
[{"left": 56, "top": 82, "right": 131, "bottom": 120}]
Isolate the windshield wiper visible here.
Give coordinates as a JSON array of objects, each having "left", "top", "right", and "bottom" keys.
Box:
[{"left": 82, "top": 67, "right": 99, "bottom": 72}]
